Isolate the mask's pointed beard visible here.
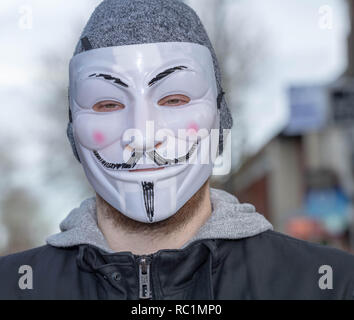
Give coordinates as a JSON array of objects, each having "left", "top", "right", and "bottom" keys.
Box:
[
  {"left": 142, "top": 182, "right": 154, "bottom": 223},
  {"left": 146, "top": 141, "right": 199, "bottom": 166}
]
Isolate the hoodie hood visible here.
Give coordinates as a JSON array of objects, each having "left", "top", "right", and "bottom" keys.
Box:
[{"left": 46, "top": 188, "right": 273, "bottom": 253}]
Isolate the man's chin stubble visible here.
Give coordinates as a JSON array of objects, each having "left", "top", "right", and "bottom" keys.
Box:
[{"left": 96, "top": 179, "right": 210, "bottom": 238}]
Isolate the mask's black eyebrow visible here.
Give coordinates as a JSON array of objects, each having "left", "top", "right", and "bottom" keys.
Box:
[
  {"left": 89, "top": 73, "right": 129, "bottom": 88},
  {"left": 148, "top": 66, "right": 188, "bottom": 87}
]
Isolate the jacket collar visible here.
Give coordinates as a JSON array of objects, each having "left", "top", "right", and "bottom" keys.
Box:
[{"left": 76, "top": 239, "right": 218, "bottom": 299}]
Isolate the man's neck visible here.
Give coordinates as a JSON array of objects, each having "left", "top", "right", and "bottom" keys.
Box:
[{"left": 96, "top": 181, "right": 212, "bottom": 255}]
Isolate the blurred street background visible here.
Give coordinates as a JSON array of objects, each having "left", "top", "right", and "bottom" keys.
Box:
[{"left": 1, "top": 0, "right": 354, "bottom": 255}]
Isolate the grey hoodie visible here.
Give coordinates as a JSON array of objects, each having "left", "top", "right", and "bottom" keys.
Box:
[{"left": 46, "top": 188, "right": 273, "bottom": 253}]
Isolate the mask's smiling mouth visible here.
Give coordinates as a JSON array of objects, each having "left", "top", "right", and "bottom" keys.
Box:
[{"left": 128, "top": 167, "right": 165, "bottom": 173}]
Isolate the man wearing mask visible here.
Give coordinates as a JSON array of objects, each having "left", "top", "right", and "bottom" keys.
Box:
[{"left": 1, "top": 0, "right": 354, "bottom": 300}]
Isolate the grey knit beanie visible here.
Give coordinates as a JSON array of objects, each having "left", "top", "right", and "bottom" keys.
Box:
[{"left": 67, "top": 0, "right": 233, "bottom": 161}]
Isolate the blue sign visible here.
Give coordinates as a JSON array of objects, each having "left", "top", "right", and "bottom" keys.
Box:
[
  {"left": 305, "top": 187, "right": 350, "bottom": 234},
  {"left": 283, "top": 86, "right": 329, "bottom": 135}
]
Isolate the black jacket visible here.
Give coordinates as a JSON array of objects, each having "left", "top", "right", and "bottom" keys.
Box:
[{"left": 0, "top": 230, "right": 354, "bottom": 300}]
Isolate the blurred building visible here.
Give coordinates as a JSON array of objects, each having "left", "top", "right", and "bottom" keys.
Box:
[
  {"left": 214, "top": 0, "right": 354, "bottom": 252},
  {"left": 217, "top": 99, "right": 354, "bottom": 251}
]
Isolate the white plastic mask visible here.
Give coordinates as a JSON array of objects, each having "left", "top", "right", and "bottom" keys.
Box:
[{"left": 69, "top": 42, "right": 220, "bottom": 223}]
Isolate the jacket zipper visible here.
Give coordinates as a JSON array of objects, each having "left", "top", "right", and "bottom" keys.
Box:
[{"left": 138, "top": 256, "right": 152, "bottom": 299}]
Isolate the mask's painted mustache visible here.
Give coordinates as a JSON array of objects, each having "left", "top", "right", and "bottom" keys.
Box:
[
  {"left": 93, "top": 150, "right": 143, "bottom": 170},
  {"left": 146, "top": 142, "right": 198, "bottom": 166},
  {"left": 93, "top": 142, "right": 199, "bottom": 171}
]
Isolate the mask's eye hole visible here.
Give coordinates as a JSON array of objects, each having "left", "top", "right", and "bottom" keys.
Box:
[
  {"left": 158, "top": 94, "right": 191, "bottom": 107},
  {"left": 93, "top": 100, "right": 125, "bottom": 112}
]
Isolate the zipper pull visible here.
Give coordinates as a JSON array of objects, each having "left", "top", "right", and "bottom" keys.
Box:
[{"left": 139, "top": 257, "right": 152, "bottom": 299}]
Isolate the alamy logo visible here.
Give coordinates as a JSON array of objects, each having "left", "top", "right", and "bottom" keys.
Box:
[
  {"left": 318, "top": 5, "right": 333, "bottom": 30},
  {"left": 18, "top": 5, "right": 33, "bottom": 30},
  {"left": 318, "top": 265, "right": 333, "bottom": 290},
  {"left": 18, "top": 265, "right": 33, "bottom": 290}
]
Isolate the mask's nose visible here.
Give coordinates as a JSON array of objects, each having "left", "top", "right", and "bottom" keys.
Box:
[
  {"left": 125, "top": 121, "right": 160, "bottom": 152},
  {"left": 122, "top": 96, "right": 163, "bottom": 153}
]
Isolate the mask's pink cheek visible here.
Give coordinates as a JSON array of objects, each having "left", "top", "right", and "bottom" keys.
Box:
[
  {"left": 93, "top": 131, "right": 105, "bottom": 144},
  {"left": 187, "top": 122, "right": 199, "bottom": 135}
]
